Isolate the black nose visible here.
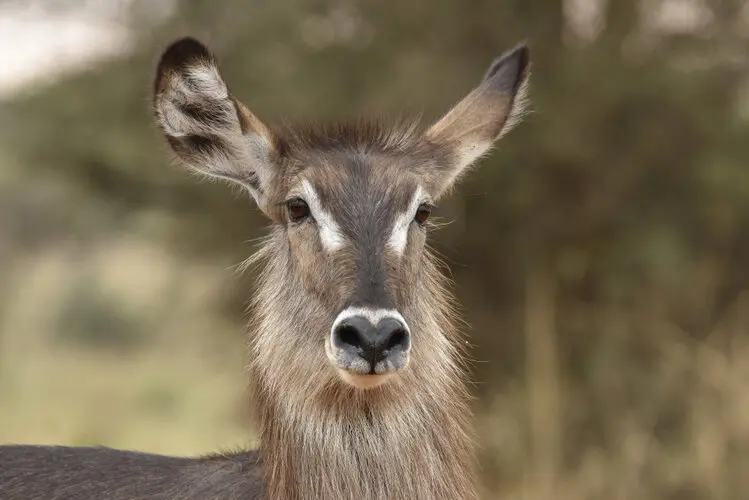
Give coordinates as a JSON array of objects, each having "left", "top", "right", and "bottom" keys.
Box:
[{"left": 332, "top": 315, "right": 411, "bottom": 373}]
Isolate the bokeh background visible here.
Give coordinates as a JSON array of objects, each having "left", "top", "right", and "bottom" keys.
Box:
[{"left": 2, "top": 1, "right": 749, "bottom": 498}]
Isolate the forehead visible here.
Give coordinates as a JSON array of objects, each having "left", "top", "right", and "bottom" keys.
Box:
[
  {"left": 291, "top": 151, "right": 422, "bottom": 215},
  {"left": 276, "top": 121, "right": 440, "bottom": 214}
]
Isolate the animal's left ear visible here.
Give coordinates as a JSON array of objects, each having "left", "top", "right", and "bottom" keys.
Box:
[{"left": 424, "top": 44, "right": 530, "bottom": 198}]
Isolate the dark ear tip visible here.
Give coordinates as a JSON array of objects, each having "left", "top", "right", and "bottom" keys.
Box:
[
  {"left": 154, "top": 37, "right": 214, "bottom": 95},
  {"left": 483, "top": 42, "right": 531, "bottom": 92},
  {"left": 512, "top": 43, "right": 531, "bottom": 74},
  {"left": 157, "top": 37, "right": 214, "bottom": 74}
]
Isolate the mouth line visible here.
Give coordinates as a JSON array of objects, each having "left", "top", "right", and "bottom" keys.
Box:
[
  {"left": 364, "top": 347, "right": 379, "bottom": 374},
  {"left": 337, "top": 357, "right": 390, "bottom": 376},
  {"left": 324, "top": 337, "right": 409, "bottom": 387}
]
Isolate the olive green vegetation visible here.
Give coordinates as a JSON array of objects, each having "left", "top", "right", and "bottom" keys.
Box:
[{"left": 2, "top": 1, "right": 749, "bottom": 498}]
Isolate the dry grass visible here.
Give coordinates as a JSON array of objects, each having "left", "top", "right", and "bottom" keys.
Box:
[
  {"left": 1, "top": 238, "right": 748, "bottom": 499},
  {"left": 477, "top": 272, "right": 749, "bottom": 500},
  {"left": 0, "top": 238, "right": 254, "bottom": 456}
]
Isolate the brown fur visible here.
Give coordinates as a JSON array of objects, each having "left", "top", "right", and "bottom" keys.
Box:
[
  {"left": 249, "top": 232, "right": 475, "bottom": 499},
  {"left": 150, "top": 37, "right": 530, "bottom": 500}
]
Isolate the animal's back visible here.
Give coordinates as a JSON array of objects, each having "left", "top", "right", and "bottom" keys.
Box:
[{"left": 0, "top": 445, "right": 265, "bottom": 500}]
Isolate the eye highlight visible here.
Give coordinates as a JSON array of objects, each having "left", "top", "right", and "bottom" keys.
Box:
[
  {"left": 414, "top": 203, "right": 433, "bottom": 226},
  {"left": 286, "top": 198, "right": 311, "bottom": 223}
]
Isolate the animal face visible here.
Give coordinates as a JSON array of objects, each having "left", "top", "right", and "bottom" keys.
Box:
[
  {"left": 153, "top": 38, "right": 529, "bottom": 390},
  {"left": 270, "top": 144, "right": 440, "bottom": 389}
]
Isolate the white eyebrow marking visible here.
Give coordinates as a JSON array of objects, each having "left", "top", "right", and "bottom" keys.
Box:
[
  {"left": 300, "top": 179, "right": 344, "bottom": 252},
  {"left": 387, "top": 185, "right": 424, "bottom": 256}
]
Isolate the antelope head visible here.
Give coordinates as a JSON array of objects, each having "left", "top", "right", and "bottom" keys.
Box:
[{"left": 153, "top": 38, "right": 529, "bottom": 392}]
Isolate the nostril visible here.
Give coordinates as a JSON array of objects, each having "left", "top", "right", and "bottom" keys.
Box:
[
  {"left": 386, "top": 328, "right": 408, "bottom": 351},
  {"left": 337, "top": 324, "right": 362, "bottom": 349},
  {"left": 332, "top": 316, "right": 375, "bottom": 355}
]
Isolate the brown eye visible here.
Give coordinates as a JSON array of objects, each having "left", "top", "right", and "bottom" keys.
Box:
[
  {"left": 287, "top": 198, "right": 310, "bottom": 222},
  {"left": 414, "top": 203, "right": 432, "bottom": 226}
]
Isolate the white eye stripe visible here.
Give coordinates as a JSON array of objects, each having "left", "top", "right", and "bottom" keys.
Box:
[
  {"left": 298, "top": 180, "right": 344, "bottom": 252},
  {"left": 387, "top": 185, "right": 425, "bottom": 256}
]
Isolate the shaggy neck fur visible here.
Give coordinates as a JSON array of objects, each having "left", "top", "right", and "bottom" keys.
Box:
[{"left": 247, "top": 228, "right": 477, "bottom": 500}]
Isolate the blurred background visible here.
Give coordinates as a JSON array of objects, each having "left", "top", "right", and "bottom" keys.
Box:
[{"left": 1, "top": 0, "right": 749, "bottom": 498}]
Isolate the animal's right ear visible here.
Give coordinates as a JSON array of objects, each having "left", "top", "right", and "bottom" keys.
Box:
[{"left": 153, "top": 37, "right": 277, "bottom": 213}]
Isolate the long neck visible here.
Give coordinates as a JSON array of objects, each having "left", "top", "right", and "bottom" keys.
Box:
[{"left": 247, "top": 231, "right": 477, "bottom": 499}]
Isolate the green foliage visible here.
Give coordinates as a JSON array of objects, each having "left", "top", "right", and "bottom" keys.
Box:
[{"left": 2, "top": 0, "right": 749, "bottom": 497}]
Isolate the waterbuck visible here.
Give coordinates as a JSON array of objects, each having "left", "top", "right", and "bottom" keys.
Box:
[{"left": 0, "top": 37, "right": 530, "bottom": 499}]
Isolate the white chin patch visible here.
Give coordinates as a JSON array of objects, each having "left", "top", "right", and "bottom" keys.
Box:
[{"left": 337, "top": 370, "right": 394, "bottom": 390}]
